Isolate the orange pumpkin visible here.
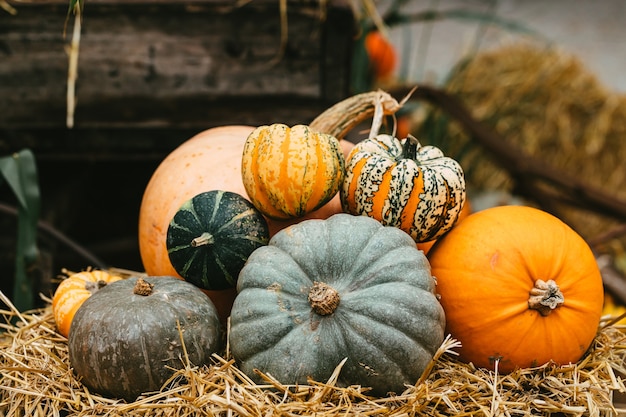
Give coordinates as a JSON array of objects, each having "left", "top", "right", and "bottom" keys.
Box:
[
  {"left": 428, "top": 205, "right": 604, "bottom": 373},
  {"left": 138, "top": 125, "right": 354, "bottom": 322},
  {"left": 52, "top": 270, "right": 123, "bottom": 338}
]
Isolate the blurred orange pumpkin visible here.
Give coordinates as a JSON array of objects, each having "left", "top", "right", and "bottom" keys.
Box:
[{"left": 364, "top": 30, "right": 397, "bottom": 81}]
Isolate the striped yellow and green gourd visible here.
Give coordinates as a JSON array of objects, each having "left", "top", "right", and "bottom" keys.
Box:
[
  {"left": 166, "top": 190, "right": 269, "bottom": 290},
  {"left": 241, "top": 123, "right": 345, "bottom": 220},
  {"left": 341, "top": 134, "right": 466, "bottom": 243}
]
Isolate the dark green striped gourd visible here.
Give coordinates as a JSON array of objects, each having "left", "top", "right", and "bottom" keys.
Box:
[
  {"left": 166, "top": 190, "right": 270, "bottom": 290},
  {"left": 341, "top": 134, "right": 466, "bottom": 243}
]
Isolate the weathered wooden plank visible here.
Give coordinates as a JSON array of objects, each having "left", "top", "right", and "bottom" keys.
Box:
[
  {"left": 0, "top": 1, "right": 356, "bottom": 297},
  {"left": 1, "top": 0, "right": 355, "bottom": 130}
]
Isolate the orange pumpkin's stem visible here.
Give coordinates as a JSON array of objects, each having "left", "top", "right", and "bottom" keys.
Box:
[{"left": 528, "top": 279, "right": 564, "bottom": 316}]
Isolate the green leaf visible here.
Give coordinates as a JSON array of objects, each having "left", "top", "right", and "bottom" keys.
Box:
[{"left": 0, "top": 149, "right": 40, "bottom": 311}]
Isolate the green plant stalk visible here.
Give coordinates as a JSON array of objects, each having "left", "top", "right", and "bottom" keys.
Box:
[{"left": 0, "top": 150, "right": 40, "bottom": 311}]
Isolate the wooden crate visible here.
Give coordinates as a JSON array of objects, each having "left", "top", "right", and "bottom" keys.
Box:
[{"left": 0, "top": 0, "right": 355, "bottom": 303}]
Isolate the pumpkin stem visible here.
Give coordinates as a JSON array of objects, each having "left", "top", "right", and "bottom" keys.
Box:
[
  {"left": 133, "top": 277, "right": 154, "bottom": 296},
  {"left": 191, "top": 232, "right": 214, "bottom": 247},
  {"left": 309, "top": 90, "right": 405, "bottom": 140},
  {"left": 401, "top": 134, "right": 421, "bottom": 159},
  {"left": 528, "top": 279, "right": 564, "bottom": 316},
  {"left": 308, "top": 281, "right": 340, "bottom": 315}
]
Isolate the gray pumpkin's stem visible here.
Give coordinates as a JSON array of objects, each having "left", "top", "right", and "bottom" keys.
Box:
[
  {"left": 133, "top": 277, "right": 154, "bottom": 296},
  {"left": 528, "top": 279, "right": 564, "bottom": 316},
  {"left": 191, "top": 232, "right": 214, "bottom": 247},
  {"left": 308, "top": 281, "right": 340, "bottom": 315}
]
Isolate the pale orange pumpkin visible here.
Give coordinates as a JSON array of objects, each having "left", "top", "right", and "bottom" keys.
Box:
[
  {"left": 428, "top": 205, "right": 604, "bottom": 373},
  {"left": 138, "top": 125, "right": 354, "bottom": 322},
  {"left": 52, "top": 270, "right": 123, "bottom": 338},
  {"left": 138, "top": 91, "right": 406, "bottom": 323}
]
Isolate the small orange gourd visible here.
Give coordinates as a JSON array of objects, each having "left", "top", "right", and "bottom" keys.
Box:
[
  {"left": 428, "top": 205, "right": 604, "bottom": 373},
  {"left": 52, "top": 270, "right": 123, "bottom": 337}
]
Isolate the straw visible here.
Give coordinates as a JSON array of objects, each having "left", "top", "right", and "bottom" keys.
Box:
[
  {"left": 418, "top": 41, "right": 626, "bottom": 250},
  {"left": 2, "top": 289, "right": 626, "bottom": 416}
]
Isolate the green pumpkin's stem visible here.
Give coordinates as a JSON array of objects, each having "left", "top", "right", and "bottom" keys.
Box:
[
  {"left": 133, "top": 277, "right": 154, "bottom": 296},
  {"left": 308, "top": 281, "right": 340, "bottom": 315},
  {"left": 191, "top": 232, "right": 214, "bottom": 247},
  {"left": 401, "top": 134, "right": 421, "bottom": 159},
  {"left": 309, "top": 90, "right": 410, "bottom": 140},
  {"left": 528, "top": 279, "right": 564, "bottom": 316}
]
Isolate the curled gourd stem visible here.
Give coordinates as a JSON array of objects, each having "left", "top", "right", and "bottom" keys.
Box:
[
  {"left": 368, "top": 93, "right": 386, "bottom": 140},
  {"left": 308, "top": 281, "right": 340, "bottom": 315},
  {"left": 191, "top": 232, "right": 214, "bottom": 247},
  {"left": 309, "top": 89, "right": 413, "bottom": 140},
  {"left": 528, "top": 279, "right": 564, "bottom": 316},
  {"left": 133, "top": 277, "right": 154, "bottom": 296}
]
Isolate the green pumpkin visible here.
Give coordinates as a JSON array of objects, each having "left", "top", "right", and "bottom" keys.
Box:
[
  {"left": 68, "top": 276, "right": 222, "bottom": 402},
  {"left": 229, "top": 213, "right": 445, "bottom": 396},
  {"left": 166, "top": 190, "right": 270, "bottom": 290}
]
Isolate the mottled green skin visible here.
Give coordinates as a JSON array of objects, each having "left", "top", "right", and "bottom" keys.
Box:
[
  {"left": 167, "top": 190, "right": 270, "bottom": 290},
  {"left": 229, "top": 213, "right": 446, "bottom": 397},
  {"left": 68, "top": 276, "right": 222, "bottom": 402}
]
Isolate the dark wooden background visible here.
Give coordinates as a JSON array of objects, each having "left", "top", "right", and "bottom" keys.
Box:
[{"left": 0, "top": 0, "right": 356, "bottom": 304}]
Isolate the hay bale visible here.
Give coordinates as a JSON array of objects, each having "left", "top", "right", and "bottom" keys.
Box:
[
  {"left": 418, "top": 42, "right": 626, "bottom": 248},
  {"left": 2, "top": 290, "right": 626, "bottom": 416}
]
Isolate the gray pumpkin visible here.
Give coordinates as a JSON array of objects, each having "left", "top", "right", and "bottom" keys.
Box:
[
  {"left": 229, "top": 213, "right": 445, "bottom": 396},
  {"left": 68, "top": 276, "right": 222, "bottom": 401}
]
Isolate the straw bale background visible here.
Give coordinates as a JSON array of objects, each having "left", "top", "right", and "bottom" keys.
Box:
[{"left": 416, "top": 41, "right": 626, "bottom": 251}]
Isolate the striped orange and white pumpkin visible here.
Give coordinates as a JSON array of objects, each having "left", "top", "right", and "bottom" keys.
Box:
[
  {"left": 241, "top": 123, "right": 345, "bottom": 220},
  {"left": 341, "top": 134, "right": 466, "bottom": 243}
]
